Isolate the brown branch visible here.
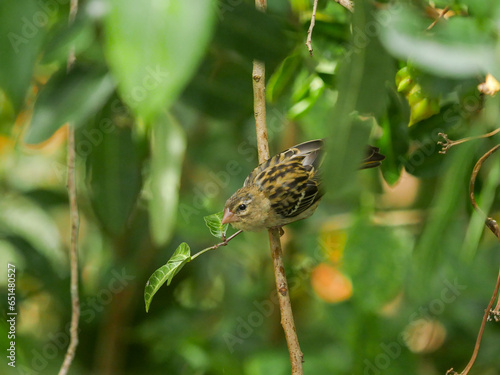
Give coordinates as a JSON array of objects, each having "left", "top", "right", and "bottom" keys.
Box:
[
  {"left": 469, "top": 144, "right": 500, "bottom": 223},
  {"left": 253, "top": 61, "right": 270, "bottom": 164},
  {"left": 58, "top": 1, "right": 80, "bottom": 374},
  {"left": 305, "top": 0, "right": 319, "bottom": 56},
  {"left": 252, "top": 1, "right": 303, "bottom": 372},
  {"left": 427, "top": 6, "right": 450, "bottom": 31},
  {"left": 493, "top": 293, "right": 500, "bottom": 320},
  {"left": 447, "top": 145, "right": 500, "bottom": 375},
  {"left": 191, "top": 230, "right": 243, "bottom": 260},
  {"left": 438, "top": 128, "right": 500, "bottom": 154},
  {"left": 267, "top": 228, "right": 304, "bottom": 374},
  {"left": 307, "top": 0, "right": 353, "bottom": 56}
]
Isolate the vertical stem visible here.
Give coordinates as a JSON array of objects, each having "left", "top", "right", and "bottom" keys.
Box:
[
  {"left": 458, "top": 261, "right": 500, "bottom": 375},
  {"left": 267, "top": 229, "right": 305, "bottom": 374},
  {"left": 253, "top": 61, "right": 269, "bottom": 165},
  {"left": 449, "top": 144, "right": 500, "bottom": 375},
  {"left": 305, "top": 0, "right": 319, "bottom": 55},
  {"left": 59, "top": 126, "right": 80, "bottom": 375},
  {"left": 252, "top": 1, "right": 304, "bottom": 373},
  {"left": 59, "top": 0, "right": 80, "bottom": 374}
]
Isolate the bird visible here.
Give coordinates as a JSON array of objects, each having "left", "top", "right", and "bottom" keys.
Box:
[{"left": 221, "top": 139, "right": 385, "bottom": 232}]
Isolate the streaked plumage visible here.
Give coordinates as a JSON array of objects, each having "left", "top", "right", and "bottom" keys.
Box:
[{"left": 222, "top": 139, "right": 384, "bottom": 232}]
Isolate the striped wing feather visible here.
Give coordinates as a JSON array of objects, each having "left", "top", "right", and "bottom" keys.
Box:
[{"left": 245, "top": 140, "right": 323, "bottom": 218}]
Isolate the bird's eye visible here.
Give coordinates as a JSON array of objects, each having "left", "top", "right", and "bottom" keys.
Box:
[{"left": 238, "top": 204, "right": 247, "bottom": 211}]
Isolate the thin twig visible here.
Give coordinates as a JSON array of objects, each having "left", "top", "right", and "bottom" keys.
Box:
[
  {"left": 469, "top": 144, "right": 500, "bottom": 224},
  {"left": 305, "top": 0, "right": 319, "bottom": 56},
  {"left": 253, "top": 61, "right": 270, "bottom": 164},
  {"left": 447, "top": 145, "right": 500, "bottom": 375},
  {"left": 191, "top": 230, "right": 243, "bottom": 260},
  {"left": 427, "top": 6, "right": 450, "bottom": 31},
  {"left": 252, "top": 1, "right": 304, "bottom": 372},
  {"left": 307, "top": 0, "right": 353, "bottom": 54},
  {"left": 493, "top": 295, "right": 500, "bottom": 320},
  {"left": 58, "top": 1, "right": 80, "bottom": 374},
  {"left": 334, "top": 0, "right": 354, "bottom": 12},
  {"left": 438, "top": 128, "right": 500, "bottom": 154},
  {"left": 267, "top": 228, "right": 304, "bottom": 373}
]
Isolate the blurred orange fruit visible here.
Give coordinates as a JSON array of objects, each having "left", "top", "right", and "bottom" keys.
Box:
[{"left": 311, "top": 263, "right": 352, "bottom": 303}]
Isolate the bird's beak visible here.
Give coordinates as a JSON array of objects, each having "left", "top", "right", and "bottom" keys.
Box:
[{"left": 221, "top": 208, "right": 238, "bottom": 224}]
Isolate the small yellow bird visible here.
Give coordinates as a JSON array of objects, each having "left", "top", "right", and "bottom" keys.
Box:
[{"left": 221, "top": 139, "right": 384, "bottom": 232}]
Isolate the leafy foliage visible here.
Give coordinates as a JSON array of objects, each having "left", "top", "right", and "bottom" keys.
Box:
[
  {"left": 2, "top": 1, "right": 500, "bottom": 374},
  {"left": 203, "top": 211, "right": 229, "bottom": 239},
  {"left": 104, "top": 0, "right": 216, "bottom": 122},
  {"left": 148, "top": 114, "right": 186, "bottom": 246},
  {"left": 144, "top": 242, "right": 191, "bottom": 312},
  {"left": 26, "top": 68, "right": 115, "bottom": 143},
  {"left": 145, "top": 211, "right": 230, "bottom": 312}
]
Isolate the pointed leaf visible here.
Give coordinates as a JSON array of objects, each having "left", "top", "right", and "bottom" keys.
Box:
[
  {"left": 84, "top": 100, "right": 144, "bottom": 236},
  {"left": 379, "top": 6, "right": 495, "bottom": 78},
  {"left": 25, "top": 67, "right": 115, "bottom": 144},
  {"left": 0, "top": 0, "right": 45, "bottom": 112},
  {"left": 144, "top": 242, "right": 191, "bottom": 312},
  {"left": 204, "top": 211, "right": 229, "bottom": 239},
  {"left": 379, "top": 90, "right": 410, "bottom": 185},
  {"left": 104, "top": 0, "right": 215, "bottom": 121},
  {"left": 266, "top": 54, "right": 302, "bottom": 103}
]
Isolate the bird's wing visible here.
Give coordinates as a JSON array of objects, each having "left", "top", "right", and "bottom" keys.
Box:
[
  {"left": 253, "top": 157, "right": 323, "bottom": 219},
  {"left": 244, "top": 139, "right": 323, "bottom": 187}
]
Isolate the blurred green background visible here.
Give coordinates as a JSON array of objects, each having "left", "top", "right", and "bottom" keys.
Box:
[{"left": 1, "top": 0, "right": 500, "bottom": 374}]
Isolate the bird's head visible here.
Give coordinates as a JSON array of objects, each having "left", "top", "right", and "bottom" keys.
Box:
[{"left": 222, "top": 185, "right": 270, "bottom": 232}]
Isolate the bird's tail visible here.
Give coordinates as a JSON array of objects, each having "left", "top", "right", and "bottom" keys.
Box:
[{"left": 360, "top": 146, "right": 385, "bottom": 169}]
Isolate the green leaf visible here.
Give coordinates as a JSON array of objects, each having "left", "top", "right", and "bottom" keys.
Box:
[
  {"left": 324, "top": 1, "right": 394, "bottom": 200},
  {"left": 214, "top": 3, "right": 291, "bottom": 69},
  {"left": 343, "top": 220, "right": 413, "bottom": 312},
  {"left": 181, "top": 54, "right": 253, "bottom": 121},
  {"left": 42, "top": 17, "right": 96, "bottom": 65},
  {"left": 0, "top": 195, "right": 65, "bottom": 272},
  {"left": 84, "top": 99, "right": 144, "bottom": 236},
  {"left": 25, "top": 67, "right": 115, "bottom": 144},
  {"left": 379, "top": 90, "right": 410, "bottom": 185},
  {"left": 379, "top": 6, "right": 496, "bottom": 78},
  {"left": 144, "top": 242, "right": 191, "bottom": 312},
  {"left": 104, "top": 0, "right": 216, "bottom": 121},
  {"left": 0, "top": 0, "right": 45, "bottom": 112},
  {"left": 148, "top": 113, "right": 186, "bottom": 246},
  {"left": 288, "top": 76, "right": 325, "bottom": 120},
  {"left": 266, "top": 54, "right": 302, "bottom": 103},
  {"left": 203, "top": 211, "right": 229, "bottom": 239}
]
